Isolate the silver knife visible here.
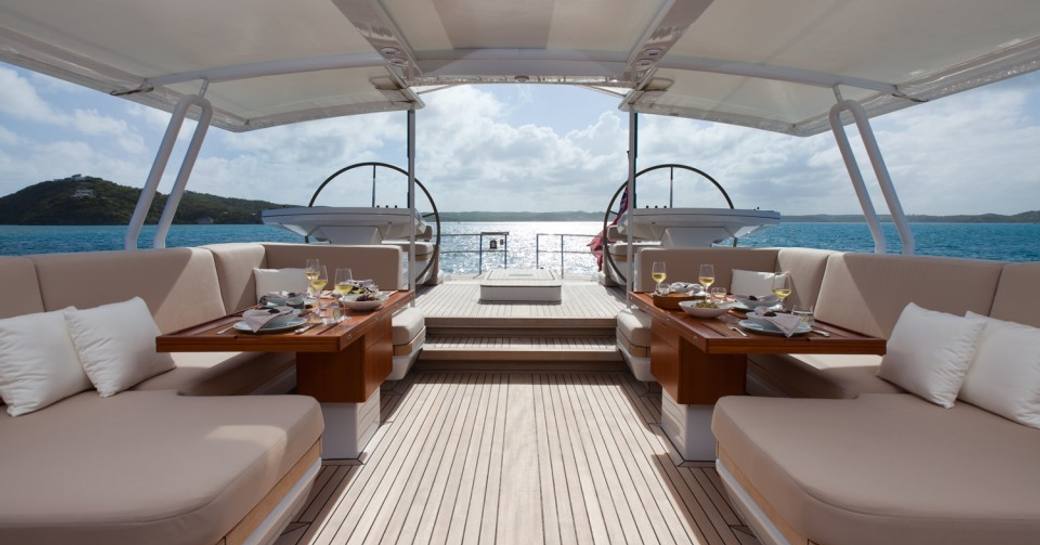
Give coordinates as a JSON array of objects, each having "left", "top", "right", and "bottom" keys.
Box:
[
  {"left": 812, "top": 329, "right": 832, "bottom": 337},
  {"left": 729, "top": 326, "right": 749, "bottom": 337},
  {"left": 294, "top": 322, "right": 320, "bottom": 335}
]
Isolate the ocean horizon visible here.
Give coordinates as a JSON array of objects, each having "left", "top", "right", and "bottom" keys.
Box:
[{"left": 1, "top": 222, "right": 1037, "bottom": 275}]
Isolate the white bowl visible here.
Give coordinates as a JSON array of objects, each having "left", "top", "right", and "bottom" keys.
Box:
[{"left": 678, "top": 301, "right": 728, "bottom": 319}]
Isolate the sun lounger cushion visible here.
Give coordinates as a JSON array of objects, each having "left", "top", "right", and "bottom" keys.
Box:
[
  {"left": 747, "top": 353, "right": 902, "bottom": 399},
  {"left": 989, "top": 262, "right": 1040, "bottom": 328},
  {"left": 0, "top": 389, "right": 322, "bottom": 545},
  {"left": 392, "top": 307, "right": 424, "bottom": 345},
  {"left": 30, "top": 248, "right": 227, "bottom": 334},
  {"left": 0, "top": 257, "right": 44, "bottom": 319},
  {"left": 134, "top": 351, "right": 295, "bottom": 396},
  {"left": 617, "top": 308, "right": 652, "bottom": 347},
  {"left": 713, "top": 394, "right": 1040, "bottom": 545}
]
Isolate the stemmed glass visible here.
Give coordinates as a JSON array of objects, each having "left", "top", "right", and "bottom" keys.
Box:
[
  {"left": 698, "top": 264, "right": 715, "bottom": 293},
  {"left": 304, "top": 259, "right": 321, "bottom": 294},
  {"left": 651, "top": 261, "right": 667, "bottom": 294},
  {"left": 309, "top": 265, "right": 328, "bottom": 297},
  {"left": 710, "top": 286, "right": 727, "bottom": 304},
  {"left": 772, "top": 274, "right": 792, "bottom": 309},
  {"left": 334, "top": 268, "right": 354, "bottom": 296}
]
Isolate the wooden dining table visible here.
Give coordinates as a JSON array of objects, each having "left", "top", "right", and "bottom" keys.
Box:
[
  {"left": 629, "top": 292, "right": 887, "bottom": 460},
  {"left": 156, "top": 290, "right": 413, "bottom": 458}
]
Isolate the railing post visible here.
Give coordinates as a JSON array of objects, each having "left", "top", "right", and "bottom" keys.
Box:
[
  {"left": 407, "top": 109, "right": 417, "bottom": 301},
  {"left": 503, "top": 233, "right": 508, "bottom": 268},
  {"left": 559, "top": 234, "right": 565, "bottom": 278},
  {"left": 535, "top": 234, "right": 540, "bottom": 269},
  {"left": 477, "top": 233, "right": 484, "bottom": 274},
  {"left": 626, "top": 111, "right": 638, "bottom": 292}
]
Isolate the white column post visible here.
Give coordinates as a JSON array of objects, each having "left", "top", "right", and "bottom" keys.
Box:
[
  {"left": 626, "top": 111, "right": 637, "bottom": 293},
  {"left": 153, "top": 90, "right": 213, "bottom": 248},
  {"left": 407, "top": 109, "right": 417, "bottom": 305},
  {"left": 125, "top": 94, "right": 205, "bottom": 250}
]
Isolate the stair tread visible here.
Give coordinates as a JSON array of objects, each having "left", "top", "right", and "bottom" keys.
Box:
[{"left": 424, "top": 335, "right": 617, "bottom": 351}]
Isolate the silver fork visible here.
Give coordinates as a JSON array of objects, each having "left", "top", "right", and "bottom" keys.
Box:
[{"left": 729, "top": 326, "right": 749, "bottom": 337}]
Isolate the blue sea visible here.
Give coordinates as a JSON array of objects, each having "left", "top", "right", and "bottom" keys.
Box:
[{"left": 0, "top": 222, "right": 1036, "bottom": 274}]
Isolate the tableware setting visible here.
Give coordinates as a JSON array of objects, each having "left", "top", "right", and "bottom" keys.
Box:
[
  {"left": 739, "top": 307, "right": 811, "bottom": 337},
  {"left": 259, "top": 291, "right": 311, "bottom": 309},
  {"left": 235, "top": 306, "right": 307, "bottom": 333},
  {"left": 678, "top": 299, "right": 729, "bottom": 318},
  {"left": 334, "top": 279, "right": 388, "bottom": 311}
]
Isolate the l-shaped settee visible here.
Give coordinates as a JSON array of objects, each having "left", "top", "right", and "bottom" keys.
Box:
[{"left": 0, "top": 242, "right": 425, "bottom": 545}]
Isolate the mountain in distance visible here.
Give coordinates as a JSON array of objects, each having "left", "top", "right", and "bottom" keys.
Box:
[
  {"left": 0, "top": 176, "right": 1037, "bottom": 224},
  {"left": 0, "top": 175, "right": 294, "bottom": 225}
]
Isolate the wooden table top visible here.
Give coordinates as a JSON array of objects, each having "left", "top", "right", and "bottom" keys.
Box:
[
  {"left": 629, "top": 292, "right": 886, "bottom": 355},
  {"left": 157, "top": 291, "right": 413, "bottom": 353}
]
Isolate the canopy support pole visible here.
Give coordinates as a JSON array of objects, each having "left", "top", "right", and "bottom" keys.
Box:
[
  {"left": 626, "top": 111, "right": 638, "bottom": 293},
  {"left": 828, "top": 89, "right": 915, "bottom": 255},
  {"left": 407, "top": 108, "right": 417, "bottom": 306},
  {"left": 126, "top": 85, "right": 212, "bottom": 250}
]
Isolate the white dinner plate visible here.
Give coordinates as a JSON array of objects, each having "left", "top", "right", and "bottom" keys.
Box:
[
  {"left": 233, "top": 316, "right": 308, "bottom": 334},
  {"left": 737, "top": 319, "right": 811, "bottom": 336}
]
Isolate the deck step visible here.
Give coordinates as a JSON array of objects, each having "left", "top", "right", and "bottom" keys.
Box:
[{"left": 420, "top": 334, "right": 621, "bottom": 361}]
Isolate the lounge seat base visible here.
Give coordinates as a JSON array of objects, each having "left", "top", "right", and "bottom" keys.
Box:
[
  {"left": 390, "top": 350, "right": 422, "bottom": 381},
  {"left": 238, "top": 457, "right": 320, "bottom": 545},
  {"left": 716, "top": 457, "right": 792, "bottom": 545},
  {"left": 321, "top": 390, "right": 381, "bottom": 459},
  {"left": 661, "top": 391, "right": 715, "bottom": 461},
  {"left": 618, "top": 341, "right": 653, "bottom": 382}
]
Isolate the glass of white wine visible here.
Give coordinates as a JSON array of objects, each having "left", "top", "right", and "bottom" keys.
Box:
[
  {"left": 698, "top": 264, "right": 715, "bottom": 293},
  {"left": 651, "top": 261, "right": 667, "bottom": 294},
  {"left": 772, "top": 274, "right": 792, "bottom": 309},
  {"left": 309, "top": 264, "right": 328, "bottom": 297},
  {"left": 304, "top": 258, "right": 321, "bottom": 295},
  {"left": 334, "top": 268, "right": 354, "bottom": 296}
]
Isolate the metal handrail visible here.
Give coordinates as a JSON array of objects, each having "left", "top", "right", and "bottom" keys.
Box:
[
  {"left": 535, "top": 233, "right": 595, "bottom": 278},
  {"left": 439, "top": 231, "right": 509, "bottom": 274}
]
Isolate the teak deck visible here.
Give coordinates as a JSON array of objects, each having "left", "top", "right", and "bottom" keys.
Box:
[{"left": 276, "top": 371, "right": 761, "bottom": 545}]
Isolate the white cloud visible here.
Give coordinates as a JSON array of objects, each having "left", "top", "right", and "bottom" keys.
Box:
[
  {"left": 0, "top": 67, "right": 64, "bottom": 124},
  {"left": 72, "top": 109, "right": 147, "bottom": 154}
]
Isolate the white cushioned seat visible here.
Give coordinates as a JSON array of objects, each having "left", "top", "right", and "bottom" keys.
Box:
[
  {"left": 713, "top": 394, "right": 1040, "bottom": 545},
  {"left": 134, "top": 351, "right": 296, "bottom": 396},
  {"left": 747, "top": 353, "right": 902, "bottom": 399},
  {"left": 0, "top": 257, "right": 45, "bottom": 319},
  {"left": 0, "top": 390, "right": 322, "bottom": 545},
  {"left": 204, "top": 243, "right": 267, "bottom": 313},
  {"left": 616, "top": 308, "right": 652, "bottom": 347},
  {"left": 391, "top": 307, "right": 425, "bottom": 345}
]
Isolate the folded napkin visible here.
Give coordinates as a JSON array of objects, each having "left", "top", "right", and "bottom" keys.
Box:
[
  {"left": 259, "top": 291, "right": 306, "bottom": 308},
  {"left": 241, "top": 306, "right": 295, "bottom": 333},
  {"left": 668, "top": 282, "right": 703, "bottom": 295},
  {"left": 761, "top": 312, "right": 804, "bottom": 337}
]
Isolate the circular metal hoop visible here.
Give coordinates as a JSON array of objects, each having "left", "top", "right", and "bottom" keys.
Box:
[
  {"left": 307, "top": 162, "right": 441, "bottom": 283},
  {"left": 602, "top": 164, "right": 735, "bottom": 285}
]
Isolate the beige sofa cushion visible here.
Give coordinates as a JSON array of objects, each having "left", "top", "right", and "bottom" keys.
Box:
[
  {"left": 263, "top": 243, "right": 402, "bottom": 290},
  {"left": 134, "top": 351, "right": 295, "bottom": 396},
  {"left": 617, "top": 308, "right": 652, "bottom": 347},
  {"left": 990, "top": 262, "right": 1040, "bottom": 328},
  {"left": 636, "top": 247, "right": 778, "bottom": 292},
  {"left": 205, "top": 243, "right": 267, "bottom": 313},
  {"left": 0, "top": 389, "right": 322, "bottom": 545},
  {"left": 776, "top": 247, "right": 834, "bottom": 309},
  {"left": 748, "top": 353, "right": 902, "bottom": 399},
  {"left": 713, "top": 394, "right": 1040, "bottom": 545},
  {"left": 391, "top": 307, "right": 424, "bottom": 345},
  {"left": 0, "top": 257, "right": 44, "bottom": 318},
  {"left": 31, "top": 248, "right": 227, "bottom": 334},
  {"left": 814, "top": 253, "right": 1004, "bottom": 337}
]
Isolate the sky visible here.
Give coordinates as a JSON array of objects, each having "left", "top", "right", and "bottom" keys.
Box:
[{"left": 1, "top": 62, "right": 1039, "bottom": 216}]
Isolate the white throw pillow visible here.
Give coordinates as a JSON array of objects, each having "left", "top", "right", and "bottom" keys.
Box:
[
  {"left": 878, "top": 303, "right": 986, "bottom": 408},
  {"left": 0, "top": 309, "right": 91, "bottom": 416},
  {"left": 64, "top": 297, "right": 175, "bottom": 397},
  {"left": 960, "top": 312, "right": 1040, "bottom": 428},
  {"left": 731, "top": 269, "right": 787, "bottom": 297},
  {"left": 254, "top": 268, "right": 308, "bottom": 299}
]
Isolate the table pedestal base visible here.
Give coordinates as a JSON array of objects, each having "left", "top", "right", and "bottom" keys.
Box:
[
  {"left": 320, "top": 390, "right": 381, "bottom": 459},
  {"left": 661, "top": 390, "right": 716, "bottom": 461}
]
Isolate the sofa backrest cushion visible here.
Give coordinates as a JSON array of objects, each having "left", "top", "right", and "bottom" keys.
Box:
[
  {"left": 989, "top": 262, "right": 1040, "bottom": 328},
  {"left": 262, "top": 243, "right": 402, "bottom": 291},
  {"left": 635, "top": 248, "right": 778, "bottom": 292},
  {"left": 776, "top": 248, "right": 834, "bottom": 309},
  {"left": 814, "top": 253, "right": 1004, "bottom": 337},
  {"left": 31, "top": 248, "right": 226, "bottom": 334},
  {"left": 0, "top": 257, "right": 44, "bottom": 319},
  {"left": 204, "top": 243, "right": 267, "bottom": 313}
]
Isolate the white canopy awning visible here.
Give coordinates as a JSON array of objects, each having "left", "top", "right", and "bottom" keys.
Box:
[{"left": 1, "top": 0, "right": 1038, "bottom": 135}]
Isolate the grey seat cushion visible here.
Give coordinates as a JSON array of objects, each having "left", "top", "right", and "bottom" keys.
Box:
[
  {"left": 0, "top": 390, "right": 322, "bottom": 545},
  {"left": 713, "top": 394, "right": 1040, "bottom": 545}
]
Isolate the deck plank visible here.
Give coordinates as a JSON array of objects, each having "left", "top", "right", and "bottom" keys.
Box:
[{"left": 282, "top": 371, "right": 759, "bottom": 545}]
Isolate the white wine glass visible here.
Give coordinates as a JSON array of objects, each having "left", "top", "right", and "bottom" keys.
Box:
[
  {"left": 334, "top": 268, "right": 354, "bottom": 296},
  {"left": 304, "top": 259, "right": 321, "bottom": 281},
  {"left": 651, "top": 261, "right": 667, "bottom": 294},
  {"left": 309, "top": 264, "right": 328, "bottom": 297},
  {"left": 772, "top": 274, "right": 792, "bottom": 309},
  {"left": 698, "top": 264, "right": 715, "bottom": 292}
]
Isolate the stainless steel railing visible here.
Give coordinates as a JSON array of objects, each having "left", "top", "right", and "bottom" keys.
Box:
[
  {"left": 534, "top": 233, "right": 596, "bottom": 278},
  {"left": 439, "top": 231, "right": 509, "bottom": 274}
]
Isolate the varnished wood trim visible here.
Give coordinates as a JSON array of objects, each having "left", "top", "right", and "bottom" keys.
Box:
[
  {"left": 223, "top": 439, "right": 321, "bottom": 545},
  {"left": 720, "top": 446, "right": 808, "bottom": 545}
]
